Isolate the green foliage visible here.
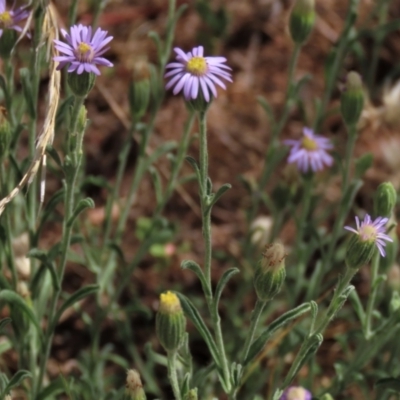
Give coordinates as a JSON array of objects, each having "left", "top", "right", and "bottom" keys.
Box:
[{"left": 1, "top": 0, "right": 400, "bottom": 399}]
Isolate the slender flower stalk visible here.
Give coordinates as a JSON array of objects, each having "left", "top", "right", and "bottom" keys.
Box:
[
  {"left": 198, "top": 110, "right": 231, "bottom": 392},
  {"left": 364, "top": 252, "right": 380, "bottom": 340},
  {"left": 165, "top": 45, "right": 233, "bottom": 393},
  {"left": 53, "top": 24, "right": 113, "bottom": 75}
]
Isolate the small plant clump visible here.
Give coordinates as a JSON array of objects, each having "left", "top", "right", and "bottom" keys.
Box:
[{"left": 0, "top": 0, "right": 399, "bottom": 399}]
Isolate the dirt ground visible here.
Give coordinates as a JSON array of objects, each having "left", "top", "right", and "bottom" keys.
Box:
[{"left": 3, "top": 0, "right": 400, "bottom": 398}]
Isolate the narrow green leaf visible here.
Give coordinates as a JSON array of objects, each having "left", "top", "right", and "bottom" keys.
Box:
[
  {"left": 55, "top": 95, "right": 74, "bottom": 131},
  {"left": 37, "top": 377, "right": 65, "bottom": 400},
  {"left": 375, "top": 377, "right": 400, "bottom": 393},
  {"left": 175, "top": 292, "right": 220, "bottom": 367},
  {"left": 42, "top": 188, "right": 64, "bottom": 217},
  {"left": 281, "top": 333, "right": 323, "bottom": 388},
  {"left": 0, "top": 75, "right": 7, "bottom": 96},
  {"left": 355, "top": 153, "right": 373, "bottom": 179},
  {"left": 4, "top": 370, "right": 31, "bottom": 393},
  {"left": 308, "top": 301, "right": 318, "bottom": 334},
  {"left": 67, "top": 198, "right": 95, "bottom": 227},
  {"left": 214, "top": 268, "right": 239, "bottom": 311},
  {"left": 20, "top": 68, "right": 36, "bottom": 119},
  {"left": 52, "top": 285, "right": 99, "bottom": 327},
  {"left": 149, "top": 166, "right": 163, "bottom": 205},
  {"left": 148, "top": 31, "right": 162, "bottom": 60},
  {"left": 294, "top": 74, "right": 312, "bottom": 98},
  {"left": 81, "top": 176, "right": 112, "bottom": 191},
  {"left": 0, "top": 291, "right": 41, "bottom": 335},
  {"left": 0, "top": 318, "right": 11, "bottom": 333},
  {"left": 185, "top": 156, "right": 199, "bottom": 172},
  {"left": 245, "top": 302, "right": 311, "bottom": 365},
  {"left": 27, "top": 249, "right": 60, "bottom": 292},
  {"left": 147, "top": 141, "right": 177, "bottom": 166},
  {"left": 257, "top": 96, "right": 276, "bottom": 129},
  {"left": 180, "top": 260, "right": 209, "bottom": 297},
  {"left": 46, "top": 145, "right": 63, "bottom": 169},
  {"left": 107, "top": 242, "right": 127, "bottom": 265},
  {"left": 207, "top": 183, "right": 231, "bottom": 212}
]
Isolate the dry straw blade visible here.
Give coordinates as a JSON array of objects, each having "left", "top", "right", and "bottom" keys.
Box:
[{"left": 0, "top": 3, "right": 61, "bottom": 215}]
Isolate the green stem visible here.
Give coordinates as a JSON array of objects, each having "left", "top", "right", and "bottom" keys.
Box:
[
  {"left": 34, "top": 96, "right": 85, "bottom": 397},
  {"left": 243, "top": 44, "right": 301, "bottom": 262},
  {"left": 161, "top": 0, "right": 177, "bottom": 69},
  {"left": 363, "top": 252, "right": 380, "bottom": 339},
  {"left": 98, "top": 112, "right": 195, "bottom": 321},
  {"left": 0, "top": 164, "right": 17, "bottom": 289},
  {"left": 280, "top": 267, "right": 356, "bottom": 391},
  {"left": 241, "top": 299, "right": 266, "bottom": 363},
  {"left": 314, "top": 267, "right": 356, "bottom": 334},
  {"left": 367, "top": 0, "right": 389, "bottom": 97},
  {"left": 4, "top": 61, "right": 15, "bottom": 125},
  {"left": 27, "top": 9, "right": 45, "bottom": 234},
  {"left": 342, "top": 125, "right": 357, "bottom": 190},
  {"left": 198, "top": 110, "right": 231, "bottom": 392},
  {"left": 258, "top": 44, "right": 301, "bottom": 192},
  {"left": 114, "top": 119, "right": 154, "bottom": 242},
  {"left": 92, "top": 0, "right": 108, "bottom": 29},
  {"left": 198, "top": 111, "right": 211, "bottom": 287},
  {"left": 68, "top": 0, "right": 79, "bottom": 25},
  {"left": 314, "top": 0, "right": 359, "bottom": 131},
  {"left": 314, "top": 126, "right": 357, "bottom": 297},
  {"left": 293, "top": 175, "right": 313, "bottom": 298},
  {"left": 99, "top": 128, "right": 134, "bottom": 261},
  {"left": 167, "top": 350, "right": 182, "bottom": 400}
]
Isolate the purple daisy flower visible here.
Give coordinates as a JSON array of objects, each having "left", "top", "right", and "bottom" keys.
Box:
[
  {"left": 345, "top": 214, "right": 393, "bottom": 257},
  {"left": 53, "top": 24, "right": 113, "bottom": 76},
  {"left": 284, "top": 127, "right": 334, "bottom": 173},
  {"left": 0, "top": 0, "right": 30, "bottom": 38},
  {"left": 165, "top": 45, "right": 232, "bottom": 102},
  {"left": 279, "top": 386, "right": 312, "bottom": 400}
]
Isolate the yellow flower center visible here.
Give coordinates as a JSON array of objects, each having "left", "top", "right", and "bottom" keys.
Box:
[
  {"left": 0, "top": 11, "right": 12, "bottom": 27},
  {"left": 186, "top": 56, "right": 207, "bottom": 76},
  {"left": 159, "top": 291, "right": 181, "bottom": 314},
  {"left": 302, "top": 136, "right": 318, "bottom": 151},
  {"left": 76, "top": 42, "right": 93, "bottom": 61},
  {"left": 359, "top": 225, "right": 377, "bottom": 242}
]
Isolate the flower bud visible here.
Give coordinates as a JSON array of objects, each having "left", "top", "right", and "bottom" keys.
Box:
[
  {"left": 289, "top": 0, "right": 316, "bottom": 45},
  {"left": 0, "top": 106, "right": 11, "bottom": 160},
  {"left": 156, "top": 291, "right": 186, "bottom": 352},
  {"left": 254, "top": 243, "right": 286, "bottom": 301},
  {"left": 340, "top": 71, "right": 364, "bottom": 126},
  {"left": 187, "top": 90, "right": 211, "bottom": 113},
  {"left": 345, "top": 233, "right": 376, "bottom": 270},
  {"left": 184, "top": 388, "right": 198, "bottom": 400},
  {"left": 390, "top": 291, "right": 400, "bottom": 313},
  {"left": 67, "top": 72, "right": 95, "bottom": 97},
  {"left": 374, "top": 182, "right": 397, "bottom": 218},
  {"left": 125, "top": 369, "right": 146, "bottom": 400},
  {"left": 250, "top": 216, "right": 273, "bottom": 249},
  {"left": 387, "top": 264, "right": 400, "bottom": 292},
  {"left": 0, "top": 29, "right": 17, "bottom": 59},
  {"left": 129, "top": 60, "right": 151, "bottom": 121}
]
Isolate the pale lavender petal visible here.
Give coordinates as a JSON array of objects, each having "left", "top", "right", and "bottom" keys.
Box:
[{"left": 164, "top": 46, "right": 231, "bottom": 102}]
